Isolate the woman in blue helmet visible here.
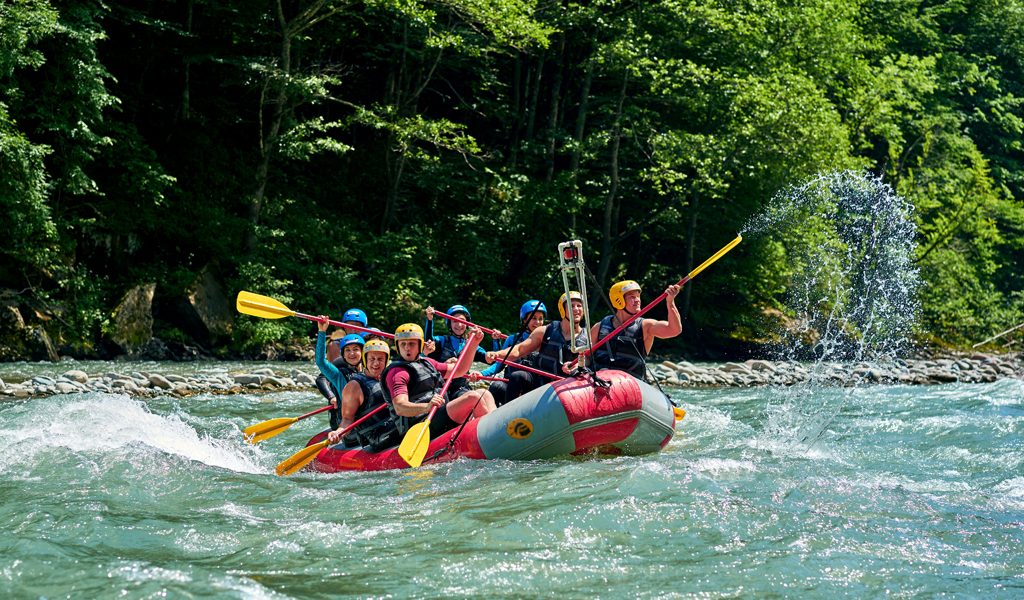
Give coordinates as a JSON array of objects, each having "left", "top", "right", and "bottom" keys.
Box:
[
  {"left": 474, "top": 300, "right": 547, "bottom": 406},
  {"left": 314, "top": 316, "right": 365, "bottom": 429},
  {"left": 423, "top": 303, "right": 497, "bottom": 398}
]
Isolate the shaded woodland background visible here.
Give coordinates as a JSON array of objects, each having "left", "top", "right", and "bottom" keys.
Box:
[{"left": 1, "top": 0, "right": 1022, "bottom": 360}]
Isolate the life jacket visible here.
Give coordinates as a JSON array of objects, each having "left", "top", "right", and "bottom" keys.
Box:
[
  {"left": 341, "top": 373, "right": 400, "bottom": 450},
  {"left": 535, "top": 321, "right": 589, "bottom": 375},
  {"left": 380, "top": 358, "right": 446, "bottom": 435},
  {"left": 593, "top": 315, "right": 648, "bottom": 379}
]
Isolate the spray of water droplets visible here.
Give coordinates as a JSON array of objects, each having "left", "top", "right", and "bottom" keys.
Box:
[{"left": 741, "top": 170, "right": 921, "bottom": 449}]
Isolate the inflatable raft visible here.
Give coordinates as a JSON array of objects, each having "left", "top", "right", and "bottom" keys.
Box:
[{"left": 302, "top": 369, "right": 678, "bottom": 472}]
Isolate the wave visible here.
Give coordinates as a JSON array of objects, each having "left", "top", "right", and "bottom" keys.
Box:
[{"left": 0, "top": 392, "right": 268, "bottom": 475}]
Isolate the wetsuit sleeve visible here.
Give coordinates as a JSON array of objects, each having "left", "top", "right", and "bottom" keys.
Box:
[
  {"left": 315, "top": 331, "right": 348, "bottom": 393},
  {"left": 385, "top": 367, "right": 410, "bottom": 399},
  {"left": 315, "top": 373, "right": 336, "bottom": 400}
]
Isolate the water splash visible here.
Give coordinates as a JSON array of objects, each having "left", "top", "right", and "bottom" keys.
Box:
[
  {"left": 0, "top": 392, "right": 267, "bottom": 475},
  {"left": 744, "top": 171, "right": 921, "bottom": 448}
]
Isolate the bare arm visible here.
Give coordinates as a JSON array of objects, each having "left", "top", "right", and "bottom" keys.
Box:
[
  {"left": 643, "top": 285, "right": 682, "bottom": 351},
  {"left": 487, "top": 326, "right": 544, "bottom": 363}
]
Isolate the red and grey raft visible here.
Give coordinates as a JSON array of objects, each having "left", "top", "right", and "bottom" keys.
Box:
[{"left": 302, "top": 369, "right": 679, "bottom": 472}]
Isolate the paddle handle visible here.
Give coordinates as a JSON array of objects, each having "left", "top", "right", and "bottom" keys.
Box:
[
  {"left": 294, "top": 311, "right": 396, "bottom": 340},
  {"left": 433, "top": 311, "right": 508, "bottom": 340},
  {"left": 492, "top": 357, "right": 560, "bottom": 380},
  {"left": 584, "top": 234, "right": 742, "bottom": 356}
]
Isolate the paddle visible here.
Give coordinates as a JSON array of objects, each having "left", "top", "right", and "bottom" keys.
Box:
[
  {"left": 581, "top": 234, "right": 742, "bottom": 360},
  {"left": 274, "top": 403, "right": 389, "bottom": 476},
  {"left": 235, "top": 291, "right": 396, "bottom": 339},
  {"left": 490, "top": 357, "right": 560, "bottom": 381},
  {"left": 243, "top": 405, "right": 333, "bottom": 444},
  {"left": 396, "top": 332, "right": 480, "bottom": 468},
  {"left": 433, "top": 310, "right": 508, "bottom": 340}
]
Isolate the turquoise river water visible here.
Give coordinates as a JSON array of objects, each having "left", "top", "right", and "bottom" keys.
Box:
[{"left": 1, "top": 361, "right": 1022, "bottom": 598}]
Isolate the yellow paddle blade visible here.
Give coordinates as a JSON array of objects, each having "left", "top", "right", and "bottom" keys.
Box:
[
  {"left": 275, "top": 439, "right": 330, "bottom": 476},
  {"left": 673, "top": 406, "right": 686, "bottom": 420},
  {"left": 236, "top": 290, "right": 295, "bottom": 320},
  {"left": 242, "top": 416, "right": 298, "bottom": 444},
  {"left": 397, "top": 419, "right": 432, "bottom": 468}
]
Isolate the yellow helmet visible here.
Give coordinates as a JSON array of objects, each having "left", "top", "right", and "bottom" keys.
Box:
[
  {"left": 394, "top": 323, "right": 425, "bottom": 353},
  {"left": 609, "top": 280, "right": 641, "bottom": 310},
  {"left": 362, "top": 339, "right": 391, "bottom": 367},
  {"left": 558, "top": 291, "right": 583, "bottom": 319}
]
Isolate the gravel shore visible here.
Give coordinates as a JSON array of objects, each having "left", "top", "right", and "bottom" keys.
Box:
[{"left": 1, "top": 353, "right": 1020, "bottom": 399}]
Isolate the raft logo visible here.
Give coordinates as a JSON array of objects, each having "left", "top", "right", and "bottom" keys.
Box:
[{"left": 506, "top": 418, "right": 533, "bottom": 439}]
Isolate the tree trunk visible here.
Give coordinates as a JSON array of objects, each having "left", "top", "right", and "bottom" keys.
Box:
[
  {"left": 544, "top": 35, "right": 566, "bottom": 183},
  {"left": 596, "top": 72, "right": 629, "bottom": 287},
  {"left": 569, "top": 56, "right": 593, "bottom": 234},
  {"left": 681, "top": 193, "right": 699, "bottom": 322},
  {"left": 245, "top": 0, "right": 293, "bottom": 255}
]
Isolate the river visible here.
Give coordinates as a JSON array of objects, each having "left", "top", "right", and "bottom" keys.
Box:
[{"left": 1, "top": 361, "right": 1021, "bottom": 598}]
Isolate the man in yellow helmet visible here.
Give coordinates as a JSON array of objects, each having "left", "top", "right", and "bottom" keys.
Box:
[
  {"left": 589, "top": 280, "right": 681, "bottom": 379},
  {"left": 326, "top": 339, "right": 399, "bottom": 450},
  {"left": 484, "top": 292, "right": 588, "bottom": 401},
  {"left": 381, "top": 323, "right": 496, "bottom": 439}
]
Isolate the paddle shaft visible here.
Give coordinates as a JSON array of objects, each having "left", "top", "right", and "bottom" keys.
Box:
[
  {"left": 297, "top": 405, "right": 333, "bottom": 420},
  {"left": 433, "top": 311, "right": 508, "bottom": 340},
  {"left": 237, "top": 295, "right": 396, "bottom": 339},
  {"left": 583, "top": 234, "right": 742, "bottom": 357},
  {"left": 492, "top": 357, "right": 560, "bottom": 380},
  {"left": 474, "top": 375, "right": 508, "bottom": 382}
]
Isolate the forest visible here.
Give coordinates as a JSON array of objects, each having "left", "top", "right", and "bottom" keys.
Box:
[{"left": 1, "top": 0, "right": 1022, "bottom": 360}]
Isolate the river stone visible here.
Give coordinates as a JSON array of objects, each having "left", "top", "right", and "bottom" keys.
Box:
[
  {"left": 55, "top": 382, "right": 78, "bottom": 394},
  {"left": 63, "top": 370, "right": 88, "bottom": 384},
  {"left": 110, "top": 283, "right": 157, "bottom": 353},
  {"left": 149, "top": 374, "right": 173, "bottom": 389},
  {"left": 234, "top": 374, "right": 263, "bottom": 385}
]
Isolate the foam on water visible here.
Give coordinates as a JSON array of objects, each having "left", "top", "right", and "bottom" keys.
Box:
[{"left": 0, "top": 392, "right": 267, "bottom": 475}]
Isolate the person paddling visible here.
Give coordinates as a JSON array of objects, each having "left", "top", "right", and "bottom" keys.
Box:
[
  {"left": 383, "top": 323, "right": 496, "bottom": 439},
  {"left": 589, "top": 280, "right": 682, "bottom": 379},
  {"left": 473, "top": 299, "right": 547, "bottom": 406},
  {"left": 485, "top": 292, "right": 588, "bottom": 401},
  {"left": 423, "top": 304, "right": 496, "bottom": 398},
  {"left": 326, "top": 339, "right": 399, "bottom": 450}
]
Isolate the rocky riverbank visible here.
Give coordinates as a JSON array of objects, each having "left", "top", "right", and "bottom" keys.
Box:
[{"left": 1, "top": 353, "right": 1020, "bottom": 399}]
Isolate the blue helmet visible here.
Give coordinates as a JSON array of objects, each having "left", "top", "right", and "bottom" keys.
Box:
[
  {"left": 519, "top": 300, "right": 547, "bottom": 321},
  {"left": 342, "top": 308, "right": 368, "bottom": 327},
  {"left": 447, "top": 304, "right": 471, "bottom": 320},
  {"left": 339, "top": 334, "right": 365, "bottom": 349}
]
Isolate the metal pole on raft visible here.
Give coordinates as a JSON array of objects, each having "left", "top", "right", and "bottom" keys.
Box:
[{"left": 557, "top": 240, "right": 595, "bottom": 360}]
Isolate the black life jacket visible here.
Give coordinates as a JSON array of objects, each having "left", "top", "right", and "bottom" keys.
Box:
[
  {"left": 430, "top": 335, "right": 478, "bottom": 396},
  {"left": 535, "top": 321, "right": 589, "bottom": 375},
  {"left": 341, "top": 373, "right": 400, "bottom": 450},
  {"left": 380, "top": 358, "right": 445, "bottom": 435},
  {"left": 593, "top": 315, "right": 647, "bottom": 378}
]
